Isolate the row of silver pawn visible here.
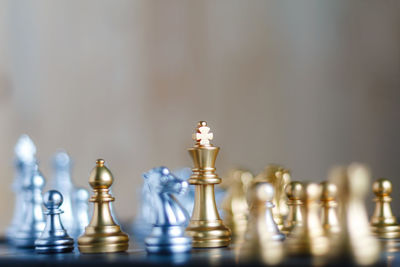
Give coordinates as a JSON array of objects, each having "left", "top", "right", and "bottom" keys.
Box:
[{"left": 7, "top": 135, "right": 89, "bottom": 253}]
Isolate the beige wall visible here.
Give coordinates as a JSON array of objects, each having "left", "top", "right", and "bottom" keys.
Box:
[{"left": 0, "top": 0, "right": 399, "bottom": 233}]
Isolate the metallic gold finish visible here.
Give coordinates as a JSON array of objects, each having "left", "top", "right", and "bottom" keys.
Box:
[
  {"left": 370, "top": 178, "right": 400, "bottom": 240},
  {"left": 78, "top": 159, "right": 129, "bottom": 253},
  {"left": 282, "top": 181, "right": 304, "bottom": 235},
  {"left": 239, "top": 182, "right": 284, "bottom": 265},
  {"left": 254, "top": 165, "right": 291, "bottom": 230},
  {"left": 320, "top": 181, "right": 340, "bottom": 235},
  {"left": 285, "top": 183, "right": 329, "bottom": 256},
  {"left": 221, "top": 169, "right": 254, "bottom": 242},
  {"left": 329, "top": 164, "right": 380, "bottom": 265},
  {"left": 185, "top": 121, "right": 231, "bottom": 248}
]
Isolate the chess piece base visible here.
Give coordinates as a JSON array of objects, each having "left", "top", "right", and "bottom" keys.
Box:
[
  {"left": 35, "top": 237, "right": 74, "bottom": 254},
  {"left": 78, "top": 225, "right": 129, "bottom": 253},
  {"left": 145, "top": 226, "right": 192, "bottom": 254},
  {"left": 185, "top": 219, "right": 231, "bottom": 248},
  {"left": 371, "top": 224, "right": 400, "bottom": 239}
]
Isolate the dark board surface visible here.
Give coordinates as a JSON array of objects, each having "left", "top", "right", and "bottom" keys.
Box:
[{"left": 0, "top": 240, "right": 395, "bottom": 267}]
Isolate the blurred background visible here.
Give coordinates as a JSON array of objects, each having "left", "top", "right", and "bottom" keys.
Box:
[{"left": 0, "top": 0, "right": 399, "bottom": 233}]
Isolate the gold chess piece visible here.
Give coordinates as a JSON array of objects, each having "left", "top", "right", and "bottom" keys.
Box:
[
  {"left": 78, "top": 159, "right": 129, "bottom": 253},
  {"left": 370, "top": 178, "right": 400, "bottom": 240},
  {"left": 282, "top": 181, "right": 305, "bottom": 235},
  {"left": 320, "top": 181, "right": 340, "bottom": 235},
  {"left": 285, "top": 183, "right": 329, "bottom": 256},
  {"left": 185, "top": 121, "right": 231, "bottom": 248},
  {"left": 221, "top": 169, "right": 254, "bottom": 242},
  {"left": 254, "top": 165, "right": 291, "bottom": 230},
  {"left": 239, "top": 182, "right": 284, "bottom": 265},
  {"left": 329, "top": 163, "right": 380, "bottom": 265}
]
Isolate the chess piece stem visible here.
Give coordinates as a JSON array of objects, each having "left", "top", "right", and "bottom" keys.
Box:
[
  {"left": 185, "top": 121, "right": 231, "bottom": 248},
  {"left": 78, "top": 159, "right": 129, "bottom": 253}
]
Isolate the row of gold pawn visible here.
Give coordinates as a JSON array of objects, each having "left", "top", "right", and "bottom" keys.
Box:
[{"left": 223, "top": 164, "right": 400, "bottom": 265}]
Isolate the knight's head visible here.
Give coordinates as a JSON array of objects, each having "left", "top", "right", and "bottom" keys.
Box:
[{"left": 143, "top": 166, "right": 188, "bottom": 195}]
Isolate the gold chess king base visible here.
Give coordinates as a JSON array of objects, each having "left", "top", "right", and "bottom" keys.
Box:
[{"left": 185, "top": 185, "right": 231, "bottom": 248}]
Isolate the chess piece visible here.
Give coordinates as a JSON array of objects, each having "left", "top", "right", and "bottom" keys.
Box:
[
  {"left": 78, "top": 159, "right": 129, "bottom": 253},
  {"left": 320, "top": 181, "right": 340, "bottom": 235},
  {"left": 185, "top": 121, "right": 231, "bottom": 247},
  {"left": 35, "top": 190, "right": 74, "bottom": 253},
  {"left": 240, "top": 182, "right": 284, "bottom": 265},
  {"left": 72, "top": 187, "right": 90, "bottom": 238},
  {"left": 49, "top": 151, "right": 75, "bottom": 234},
  {"left": 7, "top": 135, "right": 37, "bottom": 240},
  {"left": 254, "top": 165, "right": 291, "bottom": 230},
  {"left": 222, "top": 169, "right": 254, "bottom": 242},
  {"left": 143, "top": 167, "right": 192, "bottom": 253},
  {"left": 329, "top": 164, "right": 380, "bottom": 265},
  {"left": 282, "top": 181, "right": 305, "bottom": 235},
  {"left": 370, "top": 178, "right": 400, "bottom": 240},
  {"left": 285, "top": 183, "right": 329, "bottom": 256},
  {"left": 13, "top": 164, "right": 46, "bottom": 248}
]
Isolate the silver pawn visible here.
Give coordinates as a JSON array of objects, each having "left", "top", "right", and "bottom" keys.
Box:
[
  {"left": 245, "top": 182, "right": 285, "bottom": 242},
  {"left": 143, "top": 167, "right": 192, "bottom": 253},
  {"left": 35, "top": 190, "right": 74, "bottom": 253},
  {"left": 71, "top": 187, "right": 90, "bottom": 238},
  {"left": 7, "top": 135, "right": 37, "bottom": 240},
  {"left": 49, "top": 151, "right": 75, "bottom": 234},
  {"left": 13, "top": 164, "right": 46, "bottom": 248}
]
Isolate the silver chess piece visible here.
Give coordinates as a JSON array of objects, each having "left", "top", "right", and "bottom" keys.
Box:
[
  {"left": 7, "top": 135, "right": 37, "bottom": 240},
  {"left": 49, "top": 151, "right": 75, "bottom": 234},
  {"left": 35, "top": 190, "right": 74, "bottom": 253},
  {"left": 13, "top": 164, "right": 46, "bottom": 248},
  {"left": 132, "top": 167, "right": 193, "bottom": 242},
  {"left": 143, "top": 167, "right": 192, "bottom": 253},
  {"left": 72, "top": 187, "right": 90, "bottom": 238}
]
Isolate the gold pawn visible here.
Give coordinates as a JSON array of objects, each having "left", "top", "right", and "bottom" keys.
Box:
[
  {"left": 254, "top": 165, "right": 291, "bottom": 230},
  {"left": 239, "top": 182, "right": 284, "bottom": 265},
  {"left": 370, "top": 178, "right": 400, "bottom": 240},
  {"left": 320, "top": 181, "right": 340, "bottom": 235},
  {"left": 78, "top": 159, "right": 129, "bottom": 253},
  {"left": 285, "top": 183, "right": 329, "bottom": 256},
  {"left": 329, "top": 164, "right": 380, "bottom": 265},
  {"left": 282, "top": 181, "right": 305, "bottom": 235},
  {"left": 221, "top": 169, "right": 254, "bottom": 243},
  {"left": 185, "top": 121, "right": 231, "bottom": 248}
]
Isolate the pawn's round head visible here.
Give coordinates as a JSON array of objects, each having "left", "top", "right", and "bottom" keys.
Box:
[
  {"left": 89, "top": 159, "right": 113, "bottom": 189},
  {"left": 320, "top": 181, "right": 338, "bottom": 200},
  {"left": 285, "top": 181, "right": 305, "bottom": 200},
  {"left": 43, "top": 190, "right": 63, "bottom": 209},
  {"left": 305, "top": 183, "right": 321, "bottom": 202},
  {"left": 250, "top": 182, "right": 274, "bottom": 203},
  {"left": 25, "top": 167, "right": 45, "bottom": 189},
  {"left": 373, "top": 178, "right": 392, "bottom": 196}
]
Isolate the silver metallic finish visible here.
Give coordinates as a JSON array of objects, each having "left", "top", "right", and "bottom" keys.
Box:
[
  {"left": 143, "top": 167, "right": 192, "bottom": 253},
  {"left": 50, "top": 151, "right": 75, "bottom": 234},
  {"left": 35, "top": 190, "right": 74, "bottom": 253},
  {"left": 7, "top": 135, "right": 37, "bottom": 240},
  {"left": 72, "top": 187, "right": 90, "bottom": 238},
  {"left": 13, "top": 165, "right": 46, "bottom": 248}
]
